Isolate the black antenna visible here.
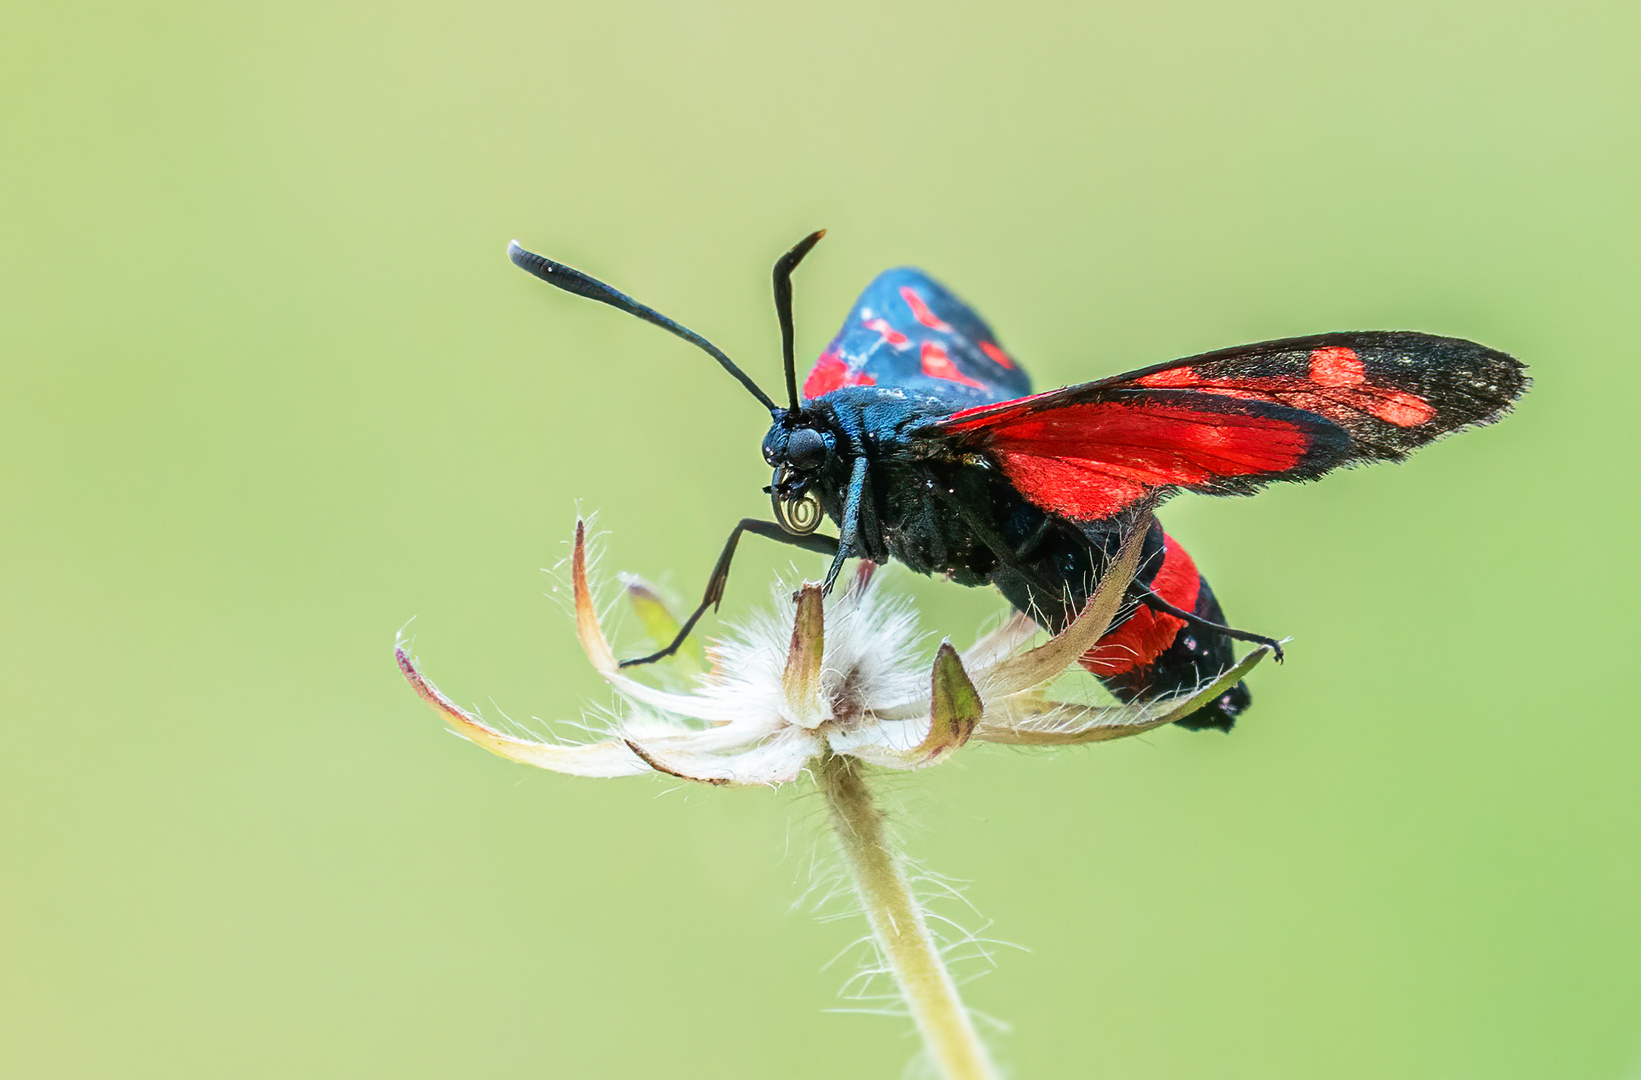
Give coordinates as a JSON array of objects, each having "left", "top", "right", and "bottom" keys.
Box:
[
  {"left": 772, "top": 229, "right": 826, "bottom": 414},
  {"left": 508, "top": 241, "right": 778, "bottom": 414}
]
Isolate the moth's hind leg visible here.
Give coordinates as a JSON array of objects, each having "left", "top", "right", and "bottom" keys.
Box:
[
  {"left": 1137, "top": 587, "right": 1285, "bottom": 663},
  {"left": 947, "top": 500, "right": 1066, "bottom": 578},
  {"left": 1095, "top": 530, "right": 1264, "bottom": 732}
]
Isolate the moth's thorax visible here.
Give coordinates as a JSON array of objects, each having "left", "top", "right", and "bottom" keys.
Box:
[{"left": 802, "top": 388, "right": 972, "bottom": 458}]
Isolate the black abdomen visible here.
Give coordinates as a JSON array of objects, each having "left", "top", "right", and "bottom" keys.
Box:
[
  {"left": 846, "top": 458, "right": 1251, "bottom": 730},
  {"left": 990, "top": 516, "right": 1250, "bottom": 732}
]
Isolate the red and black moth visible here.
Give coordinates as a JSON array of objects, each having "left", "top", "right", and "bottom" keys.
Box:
[{"left": 508, "top": 232, "right": 1529, "bottom": 731}]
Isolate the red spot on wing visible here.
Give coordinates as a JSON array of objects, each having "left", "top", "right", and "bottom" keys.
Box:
[
  {"left": 862, "top": 317, "right": 909, "bottom": 348},
  {"left": 803, "top": 352, "right": 876, "bottom": 399},
  {"left": 979, "top": 340, "right": 1016, "bottom": 369},
  {"left": 1366, "top": 392, "right": 1435, "bottom": 427},
  {"left": 920, "top": 342, "right": 985, "bottom": 389},
  {"left": 1307, "top": 347, "right": 1434, "bottom": 424},
  {"left": 1080, "top": 533, "right": 1199, "bottom": 676},
  {"left": 898, "top": 286, "right": 953, "bottom": 332},
  {"left": 971, "top": 402, "right": 1313, "bottom": 520},
  {"left": 1135, "top": 348, "right": 1437, "bottom": 429},
  {"left": 1308, "top": 346, "right": 1365, "bottom": 386}
]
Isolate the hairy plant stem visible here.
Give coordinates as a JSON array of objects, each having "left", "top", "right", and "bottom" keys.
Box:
[{"left": 818, "top": 752, "right": 999, "bottom": 1080}]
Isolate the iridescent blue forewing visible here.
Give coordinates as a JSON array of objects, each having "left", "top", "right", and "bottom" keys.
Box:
[{"left": 802, "top": 268, "right": 1033, "bottom": 405}]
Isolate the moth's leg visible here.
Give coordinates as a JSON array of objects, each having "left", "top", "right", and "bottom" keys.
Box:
[
  {"left": 1006, "top": 516, "right": 1058, "bottom": 564},
  {"left": 1136, "top": 586, "right": 1285, "bottom": 663},
  {"left": 820, "top": 457, "right": 870, "bottom": 594},
  {"left": 619, "top": 519, "right": 840, "bottom": 668},
  {"left": 954, "top": 504, "right": 1280, "bottom": 658},
  {"left": 949, "top": 501, "right": 1059, "bottom": 572}
]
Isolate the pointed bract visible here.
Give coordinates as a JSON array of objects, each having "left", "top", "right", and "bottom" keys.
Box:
[
  {"left": 920, "top": 642, "right": 981, "bottom": 758},
  {"left": 781, "top": 584, "right": 829, "bottom": 728},
  {"left": 396, "top": 646, "right": 649, "bottom": 776},
  {"left": 976, "top": 516, "right": 1148, "bottom": 700},
  {"left": 623, "top": 575, "right": 704, "bottom": 673}
]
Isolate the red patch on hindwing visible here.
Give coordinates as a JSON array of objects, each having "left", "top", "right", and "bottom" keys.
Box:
[
  {"left": 920, "top": 341, "right": 985, "bottom": 389},
  {"left": 964, "top": 401, "right": 1314, "bottom": 520},
  {"left": 1080, "top": 533, "right": 1199, "bottom": 677},
  {"left": 898, "top": 286, "right": 953, "bottom": 332},
  {"left": 803, "top": 351, "right": 876, "bottom": 398},
  {"left": 1135, "top": 346, "right": 1437, "bottom": 429}
]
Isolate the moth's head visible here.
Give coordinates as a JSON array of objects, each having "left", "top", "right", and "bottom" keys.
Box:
[{"left": 762, "top": 415, "right": 833, "bottom": 535}]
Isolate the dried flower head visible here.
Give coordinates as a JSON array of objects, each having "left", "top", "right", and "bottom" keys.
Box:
[{"left": 396, "top": 513, "right": 1273, "bottom": 786}]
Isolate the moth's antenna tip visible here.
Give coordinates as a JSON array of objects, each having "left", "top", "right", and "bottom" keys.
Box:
[{"left": 507, "top": 239, "right": 529, "bottom": 266}]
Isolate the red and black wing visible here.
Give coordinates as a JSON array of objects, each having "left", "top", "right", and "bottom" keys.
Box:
[{"left": 925, "top": 331, "right": 1527, "bottom": 522}]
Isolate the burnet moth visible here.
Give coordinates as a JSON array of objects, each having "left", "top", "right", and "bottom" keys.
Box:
[{"left": 508, "top": 232, "right": 1527, "bottom": 731}]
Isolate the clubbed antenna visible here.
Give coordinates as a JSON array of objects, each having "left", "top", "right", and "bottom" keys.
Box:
[
  {"left": 508, "top": 241, "right": 778, "bottom": 414},
  {"left": 772, "top": 229, "right": 827, "bottom": 413}
]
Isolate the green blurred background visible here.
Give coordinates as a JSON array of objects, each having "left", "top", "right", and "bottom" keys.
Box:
[{"left": 4, "top": 1, "right": 1637, "bottom": 1076}]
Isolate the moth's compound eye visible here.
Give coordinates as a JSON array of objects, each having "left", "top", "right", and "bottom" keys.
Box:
[{"left": 786, "top": 427, "right": 827, "bottom": 469}]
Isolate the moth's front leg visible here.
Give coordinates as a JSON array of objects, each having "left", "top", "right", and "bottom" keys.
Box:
[
  {"left": 820, "top": 457, "right": 871, "bottom": 594},
  {"left": 620, "top": 519, "right": 839, "bottom": 667}
]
